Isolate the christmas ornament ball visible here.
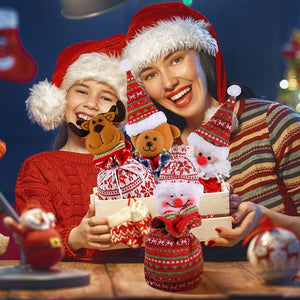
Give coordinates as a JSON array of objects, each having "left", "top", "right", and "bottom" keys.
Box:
[{"left": 247, "top": 227, "right": 300, "bottom": 283}]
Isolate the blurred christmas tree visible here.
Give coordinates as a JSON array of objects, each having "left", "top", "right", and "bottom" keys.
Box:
[{"left": 278, "top": 29, "right": 300, "bottom": 112}]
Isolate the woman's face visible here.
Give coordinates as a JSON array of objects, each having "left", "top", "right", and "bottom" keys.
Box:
[
  {"left": 64, "top": 79, "right": 119, "bottom": 126},
  {"left": 140, "top": 49, "right": 210, "bottom": 120}
]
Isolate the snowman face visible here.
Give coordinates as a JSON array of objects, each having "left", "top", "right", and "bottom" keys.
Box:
[{"left": 154, "top": 183, "right": 202, "bottom": 215}]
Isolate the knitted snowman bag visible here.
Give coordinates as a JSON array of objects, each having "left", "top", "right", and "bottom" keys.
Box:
[{"left": 144, "top": 146, "right": 204, "bottom": 292}]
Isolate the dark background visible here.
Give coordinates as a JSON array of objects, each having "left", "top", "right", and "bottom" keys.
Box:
[{"left": 0, "top": 0, "right": 299, "bottom": 204}]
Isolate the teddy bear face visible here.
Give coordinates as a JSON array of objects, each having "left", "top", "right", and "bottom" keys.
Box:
[
  {"left": 133, "top": 129, "right": 165, "bottom": 158},
  {"left": 131, "top": 122, "right": 180, "bottom": 158},
  {"left": 82, "top": 112, "right": 124, "bottom": 156}
]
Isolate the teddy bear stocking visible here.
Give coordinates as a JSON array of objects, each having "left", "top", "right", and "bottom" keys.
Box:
[{"left": 0, "top": 8, "right": 37, "bottom": 83}]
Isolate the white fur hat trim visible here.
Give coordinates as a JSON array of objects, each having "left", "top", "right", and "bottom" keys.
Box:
[
  {"left": 123, "top": 17, "right": 218, "bottom": 79},
  {"left": 188, "top": 132, "right": 229, "bottom": 159},
  {"left": 154, "top": 181, "right": 203, "bottom": 198},
  {"left": 26, "top": 79, "right": 67, "bottom": 131},
  {"left": 125, "top": 110, "right": 167, "bottom": 137}
]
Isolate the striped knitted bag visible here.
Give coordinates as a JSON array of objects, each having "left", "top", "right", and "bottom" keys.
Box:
[{"left": 144, "top": 209, "right": 203, "bottom": 292}]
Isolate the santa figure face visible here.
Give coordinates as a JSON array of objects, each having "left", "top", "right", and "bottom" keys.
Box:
[
  {"left": 154, "top": 182, "right": 202, "bottom": 215},
  {"left": 20, "top": 208, "right": 55, "bottom": 230},
  {"left": 188, "top": 145, "right": 231, "bottom": 179}
]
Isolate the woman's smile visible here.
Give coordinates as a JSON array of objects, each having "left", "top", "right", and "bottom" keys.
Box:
[{"left": 167, "top": 86, "right": 192, "bottom": 107}]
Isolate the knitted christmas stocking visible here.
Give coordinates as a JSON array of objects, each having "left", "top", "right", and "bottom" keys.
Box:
[
  {"left": 130, "top": 199, "right": 152, "bottom": 237},
  {"left": 0, "top": 8, "right": 37, "bottom": 83},
  {"left": 107, "top": 206, "right": 144, "bottom": 249}
]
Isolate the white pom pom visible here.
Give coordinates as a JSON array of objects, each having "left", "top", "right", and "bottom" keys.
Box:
[
  {"left": 120, "top": 59, "right": 132, "bottom": 72},
  {"left": 227, "top": 85, "right": 241, "bottom": 98}
]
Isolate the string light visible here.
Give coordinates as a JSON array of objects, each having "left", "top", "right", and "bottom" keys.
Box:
[{"left": 279, "top": 79, "right": 289, "bottom": 89}]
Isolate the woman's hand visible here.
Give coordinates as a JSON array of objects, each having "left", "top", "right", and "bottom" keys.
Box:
[
  {"left": 229, "top": 186, "right": 241, "bottom": 215},
  {"left": 205, "top": 201, "right": 264, "bottom": 247},
  {"left": 68, "top": 203, "right": 112, "bottom": 251}
]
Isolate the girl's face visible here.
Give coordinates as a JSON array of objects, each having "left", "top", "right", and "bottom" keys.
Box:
[
  {"left": 65, "top": 79, "right": 119, "bottom": 126},
  {"left": 140, "top": 49, "right": 210, "bottom": 120}
]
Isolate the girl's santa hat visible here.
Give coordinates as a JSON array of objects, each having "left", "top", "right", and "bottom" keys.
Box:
[
  {"left": 123, "top": 2, "right": 226, "bottom": 103},
  {"left": 26, "top": 34, "right": 127, "bottom": 130},
  {"left": 187, "top": 85, "right": 241, "bottom": 159},
  {"left": 120, "top": 59, "right": 167, "bottom": 137}
]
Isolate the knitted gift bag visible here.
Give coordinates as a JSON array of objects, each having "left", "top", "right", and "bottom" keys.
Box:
[
  {"left": 144, "top": 206, "right": 203, "bottom": 292},
  {"left": 94, "top": 141, "right": 156, "bottom": 200}
]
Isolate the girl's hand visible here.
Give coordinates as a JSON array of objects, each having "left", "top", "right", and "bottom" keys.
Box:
[
  {"left": 68, "top": 203, "right": 112, "bottom": 251},
  {"left": 205, "top": 201, "right": 263, "bottom": 247}
]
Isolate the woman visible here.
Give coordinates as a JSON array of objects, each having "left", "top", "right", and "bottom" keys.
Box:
[
  {"left": 7, "top": 34, "right": 144, "bottom": 262},
  {"left": 123, "top": 2, "right": 300, "bottom": 248}
]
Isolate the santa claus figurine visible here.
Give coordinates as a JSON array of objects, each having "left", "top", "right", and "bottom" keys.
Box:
[
  {"left": 5, "top": 208, "right": 64, "bottom": 270},
  {"left": 187, "top": 85, "right": 241, "bottom": 193}
]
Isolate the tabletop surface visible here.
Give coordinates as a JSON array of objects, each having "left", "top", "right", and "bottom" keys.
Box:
[{"left": 0, "top": 260, "right": 300, "bottom": 299}]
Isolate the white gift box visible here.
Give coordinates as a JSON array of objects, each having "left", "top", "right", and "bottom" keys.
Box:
[{"left": 91, "top": 181, "right": 231, "bottom": 250}]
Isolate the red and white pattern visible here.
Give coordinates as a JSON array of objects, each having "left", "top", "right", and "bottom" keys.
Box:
[
  {"left": 247, "top": 218, "right": 300, "bottom": 283},
  {"left": 108, "top": 199, "right": 152, "bottom": 248},
  {"left": 94, "top": 148, "right": 156, "bottom": 200},
  {"left": 111, "top": 220, "right": 144, "bottom": 248}
]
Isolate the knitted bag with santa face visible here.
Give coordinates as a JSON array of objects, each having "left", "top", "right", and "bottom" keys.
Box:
[{"left": 144, "top": 207, "right": 203, "bottom": 292}]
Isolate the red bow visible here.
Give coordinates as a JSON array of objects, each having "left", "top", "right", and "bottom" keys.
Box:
[{"left": 242, "top": 216, "right": 300, "bottom": 246}]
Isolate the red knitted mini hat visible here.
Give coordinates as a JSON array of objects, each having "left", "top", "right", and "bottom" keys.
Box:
[
  {"left": 26, "top": 34, "right": 127, "bottom": 130},
  {"left": 120, "top": 59, "right": 167, "bottom": 137},
  {"left": 187, "top": 85, "right": 241, "bottom": 159},
  {"left": 124, "top": 2, "right": 226, "bottom": 103}
]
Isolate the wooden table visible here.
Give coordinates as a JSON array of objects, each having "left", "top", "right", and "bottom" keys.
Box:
[{"left": 0, "top": 260, "right": 299, "bottom": 299}]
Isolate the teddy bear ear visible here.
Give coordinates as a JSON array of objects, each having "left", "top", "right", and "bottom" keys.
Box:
[
  {"left": 170, "top": 124, "right": 181, "bottom": 139},
  {"left": 67, "top": 122, "right": 89, "bottom": 137},
  {"left": 81, "top": 120, "right": 90, "bottom": 131},
  {"left": 130, "top": 135, "right": 137, "bottom": 146},
  {"left": 104, "top": 111, "right": 116, "bottom": 122}
]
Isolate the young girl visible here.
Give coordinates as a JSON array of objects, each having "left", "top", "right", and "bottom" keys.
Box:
[
  {"left": 10, "top": 34, "right": 144, "bottom": 262},
  {"left": 123, "top": 2, "right": 300, "bottom": 248}
]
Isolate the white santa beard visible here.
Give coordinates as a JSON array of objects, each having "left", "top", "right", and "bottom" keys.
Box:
[
  {"left": 20, "top": 210, "right": 51, "bottom": 230},
  {"left": 189, "top": 156, "right": 230, "bottom": 180}
]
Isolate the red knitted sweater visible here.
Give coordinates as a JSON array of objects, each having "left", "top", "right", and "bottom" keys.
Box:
[{"left": 15, "top": 151, "right": 144, "bottom": 263}]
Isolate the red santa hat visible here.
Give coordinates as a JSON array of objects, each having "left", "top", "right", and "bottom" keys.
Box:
[
  {"left": 120, "top": 59, "right": 167, "bottom": 137},
  {"left": 26, "top": 34, "right": 127, "bottom": 130},
  {"left": 124, "top": 2, "right": 226, "bottom": 103},
  {"left": 187, "top": 85, "right": 241, "bottom": 159}
]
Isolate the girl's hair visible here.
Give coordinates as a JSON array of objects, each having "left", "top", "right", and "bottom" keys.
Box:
[
  {"left": 52, "top": 121, "right": 68, "bottom": 150},
  {"left": 152, "top": 50, "right": 258, "bottom": 131}
]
